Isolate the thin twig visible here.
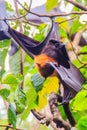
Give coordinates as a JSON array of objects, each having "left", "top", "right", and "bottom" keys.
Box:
[
  {"left": 65, "top": 0, "right": 87, "bottom": 11},
  {"left": 78, "top": 52, "right": 87, "bottom": 55},
  {"left": 59, "top": 15, "right": 79, "bottom": 24},
  {"left": 79, "top": 64, "right": 87, "bottom": 69},
  {"left": 70, "top": 39, "right": 87, "bottom": 66},
  {"left": 23, "top": 20, "right": 39, "bottom": 26},
  {"left": 0, "top": 13, "right": 28, "bottom": 20},
  {"left": 0, "top": 11, "right": 87, "bottom": 21},
  {"left": 0, "top": 125, "right": 21, "bottom": 130},
  {"left": 14, "top": 0, "right": 24, "bottom": 89},
  {"left": 28, "top": 0, "right": 32, "bottom": 11},
  {"left": 10, "top": 0, "right": 87, "bottom": 18},
  {"left": 0, "top": 0, "right": 87, "bottom": 22}
]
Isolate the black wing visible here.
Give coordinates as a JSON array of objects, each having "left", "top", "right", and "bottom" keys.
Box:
[
  {"left": 0, "top": 31, "right": 10, "bottom": 40},
  {"left": 5, "top": 20, "right": 53, "bottom": 58},
  {"left": 49, "top": 39, "right": 70, "bottom": 68},
  {"left": 49, "top": 62, "right": 85, "bottom": 103}
]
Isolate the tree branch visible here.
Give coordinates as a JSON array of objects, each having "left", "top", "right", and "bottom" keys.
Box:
[
  {"left": 14, "top": 0, "right": 87, "bottom": 19},
  {"left": 14, "top": 0, "right": 24, "bottom": 89},
  {"left": 65, "top": 0, "right": 87, "bottom": 11},
  {"left": 31, "top": 93, "right": 72, "bottom": 130},
  {"left": 0, "top": 124, "right": 21, "bottom": 130}
]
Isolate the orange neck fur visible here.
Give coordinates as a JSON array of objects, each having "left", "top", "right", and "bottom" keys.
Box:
[{"left": 34, "top": 54, "right": 56, "bottom": 67}]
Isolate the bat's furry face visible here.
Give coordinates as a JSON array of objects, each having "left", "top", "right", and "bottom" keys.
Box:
[
  {"left": 41, "top": 39, "right": 70, "bottom": 69},
  {"left": 34, "top": 54, "right": 58, "bottom": 78},
  {"left": 34, "top": 39, "right": 70, "bottom": 78}
]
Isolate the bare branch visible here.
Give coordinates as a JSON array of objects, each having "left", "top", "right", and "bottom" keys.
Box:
[
  {"left": 14, "top": 0, "right": 24, "bottom": 89},
  {"left": 65, "top": 0, "right": 87, "bottom": 11},
  {"left": 79, "top": 64, "right": 87, "bottom": 69},
  {"left": 0, "top": 124, "right": 21, "bottom": 130},
  {"left": 69, "top": 29, "right": 87, "bottom": 66},
  {"left": 59, "top": 16, "right": 78, "bottom": 24},
  {"left": 0, "top": 10, "right": 87, "bottom": 21},
  {"left": 78, "top": 52, "right": 87, "bottom": 55},
  {"left": 0, "top": 13, "right": 28, "bottom": 20},
  {"left": 14, "top": 0, "right": 87, "bottom": 19}
]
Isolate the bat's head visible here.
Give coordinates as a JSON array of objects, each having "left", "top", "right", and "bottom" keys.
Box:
[{"left": 34, "top": 54, "right": 58, "bottom": 78}]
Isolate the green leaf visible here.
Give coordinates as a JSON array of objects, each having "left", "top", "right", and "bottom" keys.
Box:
[
  {"left": 0, "top": 69, "right": 5, "bottom": 79},
  {"left": 21, "top": 85, "right": 37, "bottom": 120},
  {"left": 2, "top": 73, "right": 23, "bottom": 85},
  {"left": 14, "top": 87, "right": 27, "bottom": 114},
  {"left": 55, "top": 17, "right": 69, "bottom": 31},
  {"left": 0, "top": 40, "right": 10, "bottom": 68},
  {"left": 0, "top": 88, "right": 10, "bottom": 101},
  {"left": 31, "top": 73, "right": 44, "bottom": 92},
  {"left": 59, "top": 27, "right": 68, "bottom": 38},
  {"left": 5, "top": 1, "right": 14, "bottom": 12},
  {"left": 8, "top": 103, "right": 17, "bottom": 128},
  {"left": 79, "top": 46, "right": 87, "bottom": 53},
  {"left": 73, "top": 90, "right": 87, "bottom": 111},
  {"left": 2, "top": 73, "right": 19, "bottom": 85},
  {"left": 70, "top": 19, "right": 85, "bottom": 34},
  {"left": 9, "top": 50, "right": 21, "bottom": 74},
  {"left": 76, "top": 116, "right": 87, "bottom": 130},
  {"left": 46, "top": 0, "right": 58, "bottom": 12},
  {"left": 26, "top": 86, "right": 37, "bottom": 109},
  {"left": 73, "top": 59, "right": 82, "bottom": 68},
  {"left": 34, "top": 33, "right": 45, "bottom": 42}
]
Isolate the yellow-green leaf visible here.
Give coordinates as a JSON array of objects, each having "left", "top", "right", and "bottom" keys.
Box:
[
  {"left": 73, "top": 90, "right": 87, "bottom": 111},
  {"left": 55, "top": 17, "right": 69, "bottom": 31},
  {"left": 8, "top": 103, "right": 17, "bottom": 128},
  {"left": 37, "top": 77, "right": 59, "bottom": 110},
  {"left": 46, "top": 0, "right": 58, "bottom": 12}
]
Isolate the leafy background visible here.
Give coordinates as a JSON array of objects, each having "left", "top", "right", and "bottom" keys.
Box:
[{"left": 0, "top": 0, "right": 87, "bottom": 130}]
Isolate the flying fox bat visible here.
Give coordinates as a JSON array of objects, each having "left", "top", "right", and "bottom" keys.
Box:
[
  {"left": 5, "top": 20, "right": 84, "bottom": 103},
  {"left": 34, "top": 39, "right": 85, "bottom": 103},
  {"left": 5, "top": 20, "right": 85, "bottom": 126}
]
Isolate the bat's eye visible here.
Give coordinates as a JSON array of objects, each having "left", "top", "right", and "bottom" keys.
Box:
[{"left": 36, "top": 63, "right": 41, "bottom": 67}]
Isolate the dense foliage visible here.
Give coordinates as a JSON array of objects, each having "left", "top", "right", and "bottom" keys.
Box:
[{"left": 0, "top": 0, "right": 87, "bottom": 130}]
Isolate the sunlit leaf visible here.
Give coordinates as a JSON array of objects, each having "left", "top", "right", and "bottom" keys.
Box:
[
  {"left": 2, "top": 73, "right": 19, "bottom": 84},
  {"left": 5, "top": 1, "right": 14, "bottom": 11},
  {"left": 59, "top": 27, "right": 68, "bottom": 38},
  {"left": 55, "top": 17, "right": 69, "bottom": 31},
  {"left": 73, "top": 59, "right": 82, "bottom": 68},
  {"left": 0, "top": 69, "right": 5, "bottom": 79},
  {"left": 26, "top": 86, "right": 37, "bottom": 109},
  {"left": 79, "top": 46, "right": 87, "bottom": 53},
  {"left": 21, "top": 75, "right": 38, "bottom": 120},
  {"left": 8, "top": 103, "right": 17, "bottom": 128},
  {"left": 2, "top": 73, "right": 23, "bottom": 85},
  {"left": 21, "top": 86, "right": 37, "bottom": 120},
  {"left": 9, "top": 50, "right": 20, "bottom": 74},
  {"left": 34, "top": 24, "right": 47, "bottom": 42},
  {"left": 0, "top": 40, "right": 10, "bottom": 69},
  {"left": 73, "top": 90, "right": 87, "bottom": 111},
  {"left": 37, "top": 77, "right": 59, "bottom": 110},
  {"left": 14, "top": 87, "right": 27, "bottom": 114},
  {"left": 76, "top": 116, "right": 87, "bottom": 130},
  {"left": 34, "top": 33, "right": 44, "bottom": 42},
  {"left": 70, "top": 19, "right": 85, "bottom": 34},
  {"left": 46, "top": 0, "right": 58, "bottom": 12},
  {"left": 0, "top": 88, "right": 10, "bottom": 101}
]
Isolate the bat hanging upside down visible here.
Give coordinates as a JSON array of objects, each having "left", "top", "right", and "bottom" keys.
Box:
[
  {"left": 34, "top": 39, "right": 70, "bottom": 78},
  {"left": 34, "top": 39, "right": 85, "bottom": 103},
  {"left": 5, "top": 20, "right": 84, "bottom": 104}
]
